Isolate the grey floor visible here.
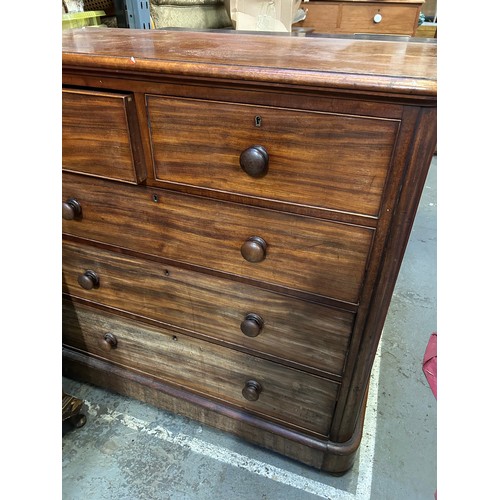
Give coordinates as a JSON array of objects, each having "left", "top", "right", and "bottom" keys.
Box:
[{"left": 62, "top": 156, "right": 437, "bottom": 500}]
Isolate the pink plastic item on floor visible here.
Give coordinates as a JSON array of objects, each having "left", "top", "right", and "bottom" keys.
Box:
[
  {"left": 422, "top": 332, "right": 437, "bottom": 398},
  {"left": 422, "top": 332, "right": 437, "bottom": 499}
]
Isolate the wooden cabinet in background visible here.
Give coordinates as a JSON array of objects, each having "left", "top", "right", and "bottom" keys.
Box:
[
  {"left": 62, "top": 28, "right": 436, "bottom": 474},
  {"left": 296, "top": 0, "right": 423, "bottom": 35}
]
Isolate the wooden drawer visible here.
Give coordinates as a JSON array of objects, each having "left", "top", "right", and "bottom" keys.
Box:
[
  {"left": 298, "top": 2, "right": 421, "bottom": 36},
  {"left": 63, "top": 300, "right": 340, "bottom": 435},
  {"left": 297, "top": 3, "right": 341, "bottom": 33},
  {"left": 62, "top": 89, "right": 146, "bottom": 184},
  {"left": 146, "top": 95, "right": 399, "bottom": 217},
  {"left": 62, "top": 173, "right": 373, "bottom": 304},
  {"left": 339, "top": 3, "right": 420, "bottom": 35},
  {"left": 62, "top": 240, "right": 354, "bottom": 377}
]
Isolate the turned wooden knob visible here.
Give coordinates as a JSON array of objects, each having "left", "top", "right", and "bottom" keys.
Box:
[
  {"left": 241, "top": 236, "right": 267, "bottom": 263},
  {"left": 239, "top": 145, "right": 269, "bottom": 178},
  {"left": 62, "top": 198, "right": 82, "bottom": 220},
  {"left": 100, "top": 332, "right": 118, "bottom": 351},
  {"left": 78, "top": 270, "right": 99, "bottom": 290},
  {"left": 240, "top": 313, "right": 264, "bottom": 337},
  {"left": 242, "top": 380, "right": 262, "bottom": 401}
]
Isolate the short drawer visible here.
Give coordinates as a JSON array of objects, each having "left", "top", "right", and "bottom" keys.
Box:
[
  {"left": 62, "top": 89, "right": 146, "bottom": 183},
  {"left": 63, "top": 300, "right": 340, "bottom": 435},
  {"left": 339, "top": 3, "right": 420, "bottom": 35},
  {"left": 63, "top": 241, "right": 354, "bottom": 377},
  {"left": 146, "top": 95, "right": 399, "bottom": 217},
  {"left": 295, "top": 3, "right": 341, "bottom": 33},
  {"left": 62, "top": 173, "right": 374, "bottom": 304}
]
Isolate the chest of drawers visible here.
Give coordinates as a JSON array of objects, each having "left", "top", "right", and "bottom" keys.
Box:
[
  {"left": 62, "top": 28, "right": 436, "bottom": 474},
  {"left": 296, "top": 0, "right": 423, "bottom": 36}
]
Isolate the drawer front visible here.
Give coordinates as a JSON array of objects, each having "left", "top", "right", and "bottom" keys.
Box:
[
  {"left": 63, "top": 241, "right": 354, "bottom": 376},
  {"left": 296, "top": 3, "right": 341, "bottom": 33},
  {"left": 147, "top": 95, "right": 399, "bottom": 217},
  {"left": 62, "top": 174, "right": 373, "bottom": 303},
  {"left": 63, "top": 300, "right": 339, "bottom": 435},
  {"left": 339, "top": 4, "right": 420, "bottom": 35},
  {"left": 62, "top": 89, "right": 146, "bottom": 184}
]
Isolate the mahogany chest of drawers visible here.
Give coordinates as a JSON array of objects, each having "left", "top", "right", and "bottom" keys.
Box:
[
  {"left": 62, "top": 28, "right": 436, "bottom": 474},
  {"left": 296, "top": 0, "right": 423, "bottom": 36}
]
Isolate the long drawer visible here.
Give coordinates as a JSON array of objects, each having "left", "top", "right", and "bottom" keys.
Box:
[
  {"left": 63, "top": 300, "right": 340, "bottom": 435},
  {"left": 146, "top": 95, "right": 399, "bottom": 217},
  {"left": 62, "top": 240, "right": 354, "bottom": 377},
  {"left": 62, "top": 173, "right": 373, "bottom": 304}
]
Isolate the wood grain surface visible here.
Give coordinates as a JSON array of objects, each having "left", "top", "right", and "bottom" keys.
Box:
[
  {"left": 62, "top": 89, "right": 146, "bottom": 183},
  {"left": 62, "top": 173, "right": 374, "bottom": 304},
  {"left": 339, "top": 3, "right": 420, "bottom": 34},
  {"left": 61, "top": 28, "right": 437, "bottom": 473},
  {"left": 297, "top": 2, "right": 421, "bottom": 36},
  {"left": 62, "top": 240, "right": 354, "bottom": 377},
  {"left": 147, "top": 95, "right": 399, "bottom": 217},
  {"left": 62, "top": 29, "right": 437, "bottom": 99},
  {"left": 63, "top": 300, "right": 339, "bottom": 435}
]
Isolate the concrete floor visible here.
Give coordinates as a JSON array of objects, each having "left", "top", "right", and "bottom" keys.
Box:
[{"left": 62, "top": 156, "right": 437, "bottom": 500}]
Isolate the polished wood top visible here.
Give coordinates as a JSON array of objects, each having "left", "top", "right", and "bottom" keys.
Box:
[{"left": 62, "top": 29, "right": 436, "bottom": 100}]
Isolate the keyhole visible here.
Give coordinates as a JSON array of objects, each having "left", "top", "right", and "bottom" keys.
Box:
[{"left": 254, "top": 116, "right": 262, "bottom": 127}]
